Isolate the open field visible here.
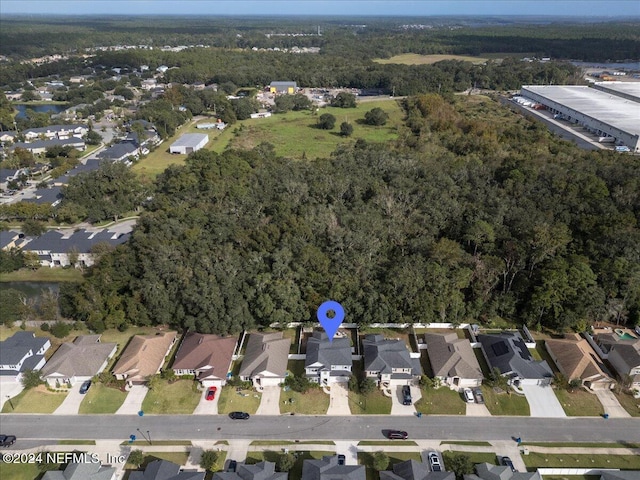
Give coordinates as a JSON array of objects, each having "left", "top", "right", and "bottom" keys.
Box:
[
  {"left": 374, "top": 53, "right": 489, "bottom": 65},
  {"left": 522, "top": 452, "right": 640, "bottom": 470},
  {"left": 0, "top": 462, "right": 51, "bottom": 480},
  {"left": 1, "top": 385, "right": 67, "bottom": 413},
  {"left": 217, "top": 386, "right": 262, "bottom": 414},
  {"left": 280, "top": 386, "right": 329, "bottom": 415},
  {"left": 0, "top": 267, "right": 85, "bottom": 283},
  {"left": 141, "top": 379, "right": 200, "bottom": 414},
  {"left": 213, "top": 99, "right": 403, "bottom": 160},
  {"left": 348, "top": 389, "right": 392, "bottom": 414},
  {"left": 79, "top": 383, "right": 127, "bottom": 414},
  {"left": 555, "top": 388, "right": 604, "bottom": 417},
  {"left": 415, "top": 386, "right": 466, "bottom": 415},
  {"left": 444, "top": 451, "right": 499, "bottom": 466},
  {"left": 481, "top": 386, "right": 530, "bottom": 416}
]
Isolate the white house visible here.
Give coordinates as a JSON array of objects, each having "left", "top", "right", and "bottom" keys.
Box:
[
  {"left": 363, "top": 334, "right": 422, "bottom": 387},
  {"left": 305, "top": 330, "right": 352, "bottom": 385},
  {"left": 0, "top": 332, "right": 51, "bottom": 383}
]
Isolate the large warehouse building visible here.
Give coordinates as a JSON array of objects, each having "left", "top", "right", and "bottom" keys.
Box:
[
  {"left": 520, "top": 85, "right": 640, "bottom": 152},
  {"left": 169, "top": 133, "right": 209, "bottom": 154}
]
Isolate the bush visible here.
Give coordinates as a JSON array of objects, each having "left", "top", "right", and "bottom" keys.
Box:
[
  {"left": 40, "top": 322, "right": 50, "bottom": 331},
  {"left": 50, "top": 321, "right": 71, "bottom": 338},
  {"left": 128, "top": 449, "right": 144, "bottom": 468},
  {"left": 21, "top": 370, "right": 43, "bottom": 389},
  {"left": 331, "top": 92, "right": 357, "bottom": 108},
  {"left": 340, "top": 122, "right": 353, "bottom": 137},
  {"left": 317, "top": 113, "right": 336, "bottom": 130},
  {"left": 199, "top": 450, "right": 219, "bottom": 471},
  {"left": 277, "top": 452, "right": 296, "bottom": 472},
  {"left": 284, "top": 374, "right": 313, "bottom": 393},
  {"left": 364, "top": 107, "right": 388, "bottom": 126},
  {"left": 443, "top": 452, "right": 473, "bottom": 479},
  {"left": 372, "top": 451, "right": 389, "bottom": 471}
]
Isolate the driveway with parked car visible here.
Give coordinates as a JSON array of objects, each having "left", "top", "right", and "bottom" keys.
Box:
[
  {"left": 194, "top": 385, "right": 220, "bottom": 415},
  {"left": 53, "top": 383, "right": 87, "bottom": 415},
  {"left": 390, "top": 385, "right": 421, "bottom": 415}
]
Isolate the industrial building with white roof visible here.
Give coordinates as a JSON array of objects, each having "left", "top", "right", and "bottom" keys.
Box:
[{"left": 519, "top": 84, "right": 640, "bottom": 152}]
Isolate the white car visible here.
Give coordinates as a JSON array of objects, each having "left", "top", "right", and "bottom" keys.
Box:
[
  {"left": 428, "top": 452, "right": 442, "bottom": 472},
  {"left": 464, "top": 388, "right": 475, "bottom": 403}
]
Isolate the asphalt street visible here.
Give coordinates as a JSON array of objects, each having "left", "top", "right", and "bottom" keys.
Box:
[{"left": 2, "top": 415, "right": 639, "bottom": 447}]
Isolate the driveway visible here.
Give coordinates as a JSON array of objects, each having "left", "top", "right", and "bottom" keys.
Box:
[
  {"left": 390, "top": 385, "right": 421, "bottom": 416},
  {"left": 326, "top": 381, "right": 350, "bottom": 415},
  {"left": 335, "top": 440, "right": 359, "bottom": 465},
  {"left": 594, "top": 389, "right": 631, "bottom": 418},
  {"left": 466, "top": 402, "right": 492, "bottom": 416},
  {"left": 521, "top": 384, "right": 566, "bottom": 417},
  {"left": 255, "top": 386, "right": 281, "bottom": 415},
  {"left": 193, "top": 386, "right": 220, "bottom": 415},
  {"left": 0, "top": 382, "right": 24, "bottom": 411},
  {"left": 115, "top": 385, "right": 148, "bottom": 415},
  {"left": 53, "top": 384, "right": 85, "bottom": 415}
]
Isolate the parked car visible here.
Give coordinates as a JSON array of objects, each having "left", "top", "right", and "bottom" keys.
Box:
[
  {"left": 402, "top": 385, "right": 412, "bottom": 405},
  {"left": 229, "top": 411, "right": 250, "bottom": 420},
  {"left": 473, "top": 387, "right": 484, "bottom": 404},
  {"left": 0, "top": 435, "right": 16, "bottom": 447},
  {"left": 226, "top": 460, "right": 237, "bottom": 472},
  {"left": 206, "top": 386, "right": 217, "bottom": 401},
  {"left": 387, "top": 430, "right": 408, "bottom": 440},
  {"left": 428, "top": 452, "right": 442, "bottom": 472},
  {"left": 463, "top": 388, "right": 474, "bottom": 403},
  {"left": 79, "top": 380, "right": 92, "bottom": 394},
  {"left": 502, "top": 456, "right": 516, "bottom": 472},
  {"left": 337, "top": 454, "right": 346, "bottom": 465}
]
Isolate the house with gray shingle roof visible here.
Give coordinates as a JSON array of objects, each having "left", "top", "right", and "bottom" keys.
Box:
[
  {"left": 212, "top": 461, "right": 287, "bottom": 480},
  {"left": 305, "top": 331, "right": 352, "bottom": 385},
  {"left": 12, "top": 138, "right": 86, "bottom": 155},
  {"left": 239, "top": 332, "right": 291, "bottom": 388},
  {"left": 600, "top": 472, "right": 640, "bottom": 480},
  {"left": 0, "top": 332, "right": 50, "bottom": 382},
  {"left": 301, "top": 455, "right": 365, "bottom": 480},
  {"left": 0, "top": 230, "right": 27, "bottom": 250},
  {"left": 463, "top": 463, "right": 541, "bottom": 480},
  {"left": 97, "top": 142, "right": 139, "bottom": 163},
  {"left": 42, "top": 462, "right": 116, "bottom": 480},
  {"left": 23, "top": 124, "right": 88, "bottom": 141},
  {"left": 477, "top": 332, "right": 553, "bottom": 386},
  {"left": 23, "top": 185, "right": 63, "bottom": 206},
  {"left": 363, "top": 334, "right": 421, "bottom": 387},
  {"left": 40, "top": 335, "right": 117, "bottom": 387},
  {"left": 129, "top": 459, "right": 204, "bottom": 480},
  {"left": 424, "top": 332, "right": 483, "bottom": 389},
  {"left": 607, "top": 340, "right": 640, "bottom": 389},
  {"left": 380, "top": 460, "right": 455, "bottom": 480}
]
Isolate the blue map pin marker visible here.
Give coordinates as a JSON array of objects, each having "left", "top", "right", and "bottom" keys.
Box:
[{"left": 317, "top": 300, "right": 345, "bottom": 342}]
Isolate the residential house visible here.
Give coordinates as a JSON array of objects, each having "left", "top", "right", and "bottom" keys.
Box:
[
  {"left": 40, "top": 335, "right": 117, "bottom": 388},
  {"left": 112, "top": 332, "right": 177, "bottom": 386},
  {"left": 23, "top": 229, "right": 131, "bottom": 268},
  {"left": 169, "top": 133, "right": 208, "bottom": 154},
  {"left": 49, "top": 159, "right": 102, "bottom": 186},
  {"left": 23, "top": 124, "right": 88, "bottom": 141},
  {"left": 172, "top": 332, "right": 237, "bottom": 387},
  {"left": 24, "top": 185, "right": 64, "bottom": 207},
  {"left": 305, "top": 331, "right": 353, "bottom": 385},
  {"left": 239, "top": 332, "right": 291, "bottom": 388},
  {"left": 424, "top": 332, "right": 483, "bottom": 389},
  {"left": 463, "top": 463, "right": 541, "bottom": 480},
  {"left": 12, "top": 138, "right": 86, "bottom": 155},
  {"left": 97, "top": 142, "right": 140, "bottom": 163},
  {"left": 42, "top": 462, "right": 116, "bottom": 480},
  {"left": 362, "top": 334, "right": 421, "bottom": 386},
  {"left": 477, "top": 332, "right": 553, "bottom": 385},
  {"left": 604, "top": 338, "right": 640, "bottom": 389},
  {"left": 301, "top": 455, "right": 365, "bottom": 480},
  {"left": 269, "top": 81, "right": 297, "bottom": 94},
  {"left": 212, "top": 461, "right": 287, "bottom": 480},
  {"left": 545, "top": 334, "right": 615, "bottom": 390},
  {"left": 380, "top": 460, "right": 455, "bottom": 480},
  {"left": 599, "top": 472, "right": 640, "bottom": 480},
  {"left": 0, "top": 230, "right": 27, "bottom": 250},
  {"left": 0, "top": 131, "right": 17, "bottom": 144},
  {"left": 0, "top": 332, "right": 50, "bottom": 383},
  {"left": 0, "top": 167, "right": 28, "bottom": 189},
  {"left": 129, "top": 459, "right": 204, "bottom": 480}
]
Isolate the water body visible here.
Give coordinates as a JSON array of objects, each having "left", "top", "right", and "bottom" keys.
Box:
[
  {"left": 571, "top": 61, "right": 640, "bottom": 71},
  {"left": 0, "top": 281, "right": 59, "bottom": 299},
  {"left": 14, "top": 104, "right": 68, "bottom": 119}
]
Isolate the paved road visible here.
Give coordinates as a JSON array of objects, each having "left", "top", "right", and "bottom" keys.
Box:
[{"left": 2, "top": 415, "right": 639, "bottom": 445}]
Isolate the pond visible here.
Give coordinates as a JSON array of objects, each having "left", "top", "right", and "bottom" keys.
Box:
[
  {"left": 0, "top": 281, "right": 60, "bottom": 299},
  {"left": 14, "top": 103, "right": 68, "bottom": 119}
]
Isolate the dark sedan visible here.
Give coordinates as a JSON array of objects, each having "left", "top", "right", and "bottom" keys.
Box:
[{"left": 229, "top": 411, "right": 250, "bottom": 420}]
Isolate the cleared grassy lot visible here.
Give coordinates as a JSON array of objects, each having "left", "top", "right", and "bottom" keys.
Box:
[
  {"left": 554, "top": 388, "right": 604, "bottom": 417},
  {"left": 0, "top": 462, "right": 54, "bottom": 480},
  {"left": 481, "top": 386, "right": 530, "bottom": 416},
  {"left": 444, "top": 451, "right": 499, "bottom": 467},
  {"left": 348, "top": 389, "right": 392, "bottom": 414},
  {"left": 1, "top": 385, "right": 66, "bottom": 413},
  {"left": 217, "top": 386, "right": 262, "bottom": 414},
  {"left": 79, "top": 383, "right": 127, "bottom": 414},
  {"left": 280, "top": 386, "right": 329, "bottom": 415},
  {"left": 415, "top": 387, "right": 466, "bottom": 415},
  {"left": 141, "top": 379, "right": 200, "bottom": 414},
  {"left": 523, "top": 452, "right": 640, "bottom": 470},
  {"left": 374, "top": 53, "right": 489, "bottom": 65},
  {"left": 0, "top": 267, "right": 84, "bottom": 282}
]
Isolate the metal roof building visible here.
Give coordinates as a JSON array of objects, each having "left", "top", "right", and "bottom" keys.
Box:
[
  {"left": 169, "top": 133, "right": 209, "bottom": 154},
  {"left": 592, "top": 81, "right": 640, "bottom": 103},
  {"left": 520, "top": 85, "right": 640, "bottom": 152}
]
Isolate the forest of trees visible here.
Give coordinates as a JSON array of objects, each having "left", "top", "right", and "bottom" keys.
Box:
[{"left": 58, "top": 94, "right": 640, "bottom": 335}]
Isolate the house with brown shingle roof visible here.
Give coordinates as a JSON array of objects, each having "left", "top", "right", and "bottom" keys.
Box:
[
  {"left": 239, "top": 332, "right": 291, "bottom": 388},
  {"left": 424, "top": 332, "right": 483, "bottom": 389},
  {"left": 40, "top": 335, "right": 117, "bottom": 388},
  {"left": 171, "top": 332, "right": 237, "bottom": 388},
  {"left": 545, "top": 334, "right": 615, "bottom": 390},
  {"left": 112, "top": 332, "right": 177, "bottom": 386}
]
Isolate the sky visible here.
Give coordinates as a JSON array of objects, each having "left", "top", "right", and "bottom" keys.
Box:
[{"left": 1, "top": 1, "right": 639, "bottom": 18}]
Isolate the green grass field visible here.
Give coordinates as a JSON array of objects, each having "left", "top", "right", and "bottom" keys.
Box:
[
  {"left": 141, "top": 379, "right": 200, "bottom": 414},
  {"left": 280, "top": 386, "right": 329, "bottom": 415},
  {"left": 0, "top": 267, "right": 85, "bottom": 283},
  {"left": 348, "top": 389, "right": 392, "bottom": 414},
  {"left": 415, "top": 387, "right": 467, "bottom": 415},
  {"left": 444, "top": 451, "right": 499, "bottom": 467},
  {"left": 374, "top": 53, "right": 488, "bottom": 65},
  {"left": 217, "top": 386, "right": 262, "bottom": 414},
  {"left": 0, "top": 462, "right": 52, "bottom": 480},
  {"left": 78, "top": 383, "right": 127, "bottom": 414},
  {"left": 554, "top": 389, "right": 604, "bottom": 417},
  {"left": 481, "top": 386, "right": 530, "bottom": 416},
  {"left": 523, "top": 452, "right": 640, "bottom": 470},
  {"left": 1, "top": 385, "right": 67, "bottom": 413},
  {"left": 613, "top": 390, "right": 640, "bottom": 417}
]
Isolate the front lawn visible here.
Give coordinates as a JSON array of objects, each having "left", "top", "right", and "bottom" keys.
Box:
[
  {"left": 125, "top": 451, "right": 190, "bottom": 469},
  {"left": 1, "top": 385, "right": 67, "bottom": 413},
  {"left": 444, "top": 451, "right": 499, "bottom": 467},
  {"left": 79, "top": 383, "right": 127, "bottom": 414},
  {"left": 613, "top": 390, "right": 640, "bottom": 417},
  {"left": 481, "top": 386, "right": 530, "bottom": 416},
  {"left": 358, "top": 451, "right": 422, "bottom": 480},
  {"left": 522, "top": 452, "right": 640, "bottom": 470},
  {"left": 348, "top": 389, "right": 392, "bottom": 414},
  {"left": 141, "top": 379, "right": 200, "bottom": 414},
  {"left": 217, "top": 386, "right": 262, "bottom": 414},
  {"left": 0, "top": 266, "right": 84, "bottom": 283},
  {"left": 246, "top": 450, "right": 334, "bottom": 480},
  {"left": 0, "top": 463, "right": 44, "bottom": 480},
  {"left": 280, "top": 386, "right": 329, "bottom": 415},
  {"left": 415, "top": 387, "right": 466, "bottom": 415},
  {"left": 554, "top": 388, "right": 604, "bottom": 416}
]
